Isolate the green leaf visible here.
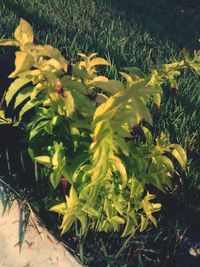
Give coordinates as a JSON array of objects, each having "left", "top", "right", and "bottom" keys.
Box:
[
  {"left": 96, "top": 93, "right": 108, "bottom": 104},
  {"left": 104, "top": 199, "right": 113, "bottom": 219},
  {"left": 61, "top": 165, "right": 73, "bottom": 184},
  {"left": 128, "top": 81, "right": 162, "bottom": 98},
  {"left": 70, "top": 154, "right": 89, "bottom": 173},
  {"left": 44, "top": 121, "right": 53, "bottom": 135},
  {"left": 61, "top": 78, "right": 87, "bottom": 94},
  {"left": 50, "top": 171, "right": 61, "bottom": 189},
  {"left": 123, "top": 67, "right": 145, "bottom": 78},
  {"left": 51, "top": 116, "right": 62, "bottom": 126},
  {"left": 115, "top": 135, "right": 129, "bottom": 156},
  {"left": 14, "top": 86, "right": 32, "bottom": 109},
  {"left": 111, "top": 121, "right": 131, "bottom": 137},
  {"left": 6, "top": 77, "right": 31, "bottom": 106},
  {"left": 76, "top": 212, "right": 88, "bottom": 234},
  {"left": 156, "top": 155, "right": 174, "bottom": 173},
  {"left": 190, "top": 62, "right": 200, "bottom": 75},
  {"left": 129, "top": 99, "right": 152, "bottom": 126},
  {"left": 92, "top": 76, "right": 124, "bottom": 94},
  {"left": 82, "top": 205, "right": 99, "bottom": 217},
  {"left": 130, "top": 178, "right": 144, "bottom": 198},
  {"left": 52, "top": 147, "right": 65, "bottom": 170},
  {"left": 99, "top": 220, "right": 110, "bottom": 232},
  {"left": 71, "top": 91, "right": 94, "bottom": 116},
  {"left": 110, "top": 155, "right": 127, "bottom": 186},
  {"left": 19, "top": 101, "right": 35, "bottom": 119},
  {"left": 72, "top": 64, "right": 90, "bottom": 79},
  {"left": 29, "top": 121, "right": 47, "bottom": 140}
]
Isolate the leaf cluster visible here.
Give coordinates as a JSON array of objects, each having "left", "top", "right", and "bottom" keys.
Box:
[{"left": 0, "top": 19, "right": 192, "bottom": 237}]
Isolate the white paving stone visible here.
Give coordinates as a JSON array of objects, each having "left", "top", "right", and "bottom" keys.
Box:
[{"left": 0, "top": 199, "right": 82, "bottom": 267}]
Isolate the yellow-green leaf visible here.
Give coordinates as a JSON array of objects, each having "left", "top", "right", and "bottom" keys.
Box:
[
  {"left": 92, "top": 76, "right": 124, "bottom": 94},
  {"left": 0, "top": 111, "right": 12, "bottom": 125},
  {"left": 119, "top": 71, "right": 133, "bottom": 83},
  {"left": 148, "top": 214, "right": 157, "bottom": 227},
  {"left": 156, "top": 155, "right": 174, "bottom": 173},
  {"left": 93, "top": 96, "right": 120, "bottom": 124},
  {"left": 5, "top": 77, "right": 31, "bottom": 106},
  {"left": 110, "top": 216, "right": 125, "bottom": 224},
  {"left": 52, "top": 151, "right": 60, "bottom": 168},
  {"left": 104, "top": 199, "right": 113, "bottom": 219},
  {"left": 142, "top": 126, "right": 153, "bottom": 144},
  {"left": 34, "top": 156, "right": 52, "bottom": 166},
  {"left": 171, "top": 144, "right": 187, "bottom": 169},
  {"left": 123, "top": 67, "right": 145, "bottom": 79},
  {"left": 50, "top": 171, "right": 61, "bottom": 189},
  {"left": 0, "top": 39, "right": 19, "bottom": 46},
  {"left": 61, "top": 78, "right": 87, "bottom": 94},
  {"left": 128, "top": 99, "right": 152, "bottom": 126},
  {"left": 19, "top": 100, "right": 36, "bottom": 119},
  {"left": 60, "top": 214, "right": 75, "bottom": 235},
  {"left": 14, "top": 86, "right": 32, "bottom": 109},
  {"left": 50, "top": 202, "right": 66, "bottom": 214},
  {"left": 14, "top": 19, "right": 34, "bottom": 46},
  {"left": 140, "top": 215, "right": 148, "bottom": 232},
  {"left": 153, "top": 93, "right": 161, "bottom": 108},
  {"left": 152, "top": 203, "right": 162, "bottom": 212},
  {"left": 122, "top": 217, "right": 135, "bottom": 237},
  {"left": 144, "top": 192, "right": 155, "bottom": 201},
  {"left": 77, "top": 52, "right": 87, "bottom": 58},
  {"left": 82, "top": 205, "right": 99, "bottom": 217},
  {"left": 67, "top": 187, "right": 78, "bottom": 208},
  {"left": 64, "top": 91, "right": 74, "bottom": 118},
  {"left": 61, "top": 166, "right": 73, "bottom": 185},
  {"left": 90, "top": 57, "right": 110, "bottom": 68},
  {"left": 9, "top": 51, "right": 34, "bottom": 78},
  {"left": 110, "top": 155, "right": 127, "bottom": 186},
  {"left": 163, "top": 60, "right": 184, "bottom": 72},
  {"left": 76, "top": 212, "right": 88, "bottom": 234},
  {"left": 96, "top": 93, "right": 108, "bottom": 104}
]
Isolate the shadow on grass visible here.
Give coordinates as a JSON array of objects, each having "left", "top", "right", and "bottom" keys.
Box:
[
  {"left": 102, "top": 0, "right": 200, "bottom": 50},
  {"left": 1, "top": 0, "right": 63, "bottom": 39}
]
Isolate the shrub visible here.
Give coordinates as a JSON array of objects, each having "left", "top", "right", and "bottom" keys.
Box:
[{"left": 2, "top": 19, "right": 197, "bottom": 237}]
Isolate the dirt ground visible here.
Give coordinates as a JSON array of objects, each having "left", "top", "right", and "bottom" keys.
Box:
[{"left": 0, "top": 200, "right": 81, "bottom": 267}]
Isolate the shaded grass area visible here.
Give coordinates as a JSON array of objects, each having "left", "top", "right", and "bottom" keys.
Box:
[{"left": 0, "top": 0, "right": 200, "bottom": 266}]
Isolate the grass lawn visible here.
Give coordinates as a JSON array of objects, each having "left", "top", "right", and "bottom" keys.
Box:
[{"left": 0, "top": 0, "right": 200, "bottom": 266}]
